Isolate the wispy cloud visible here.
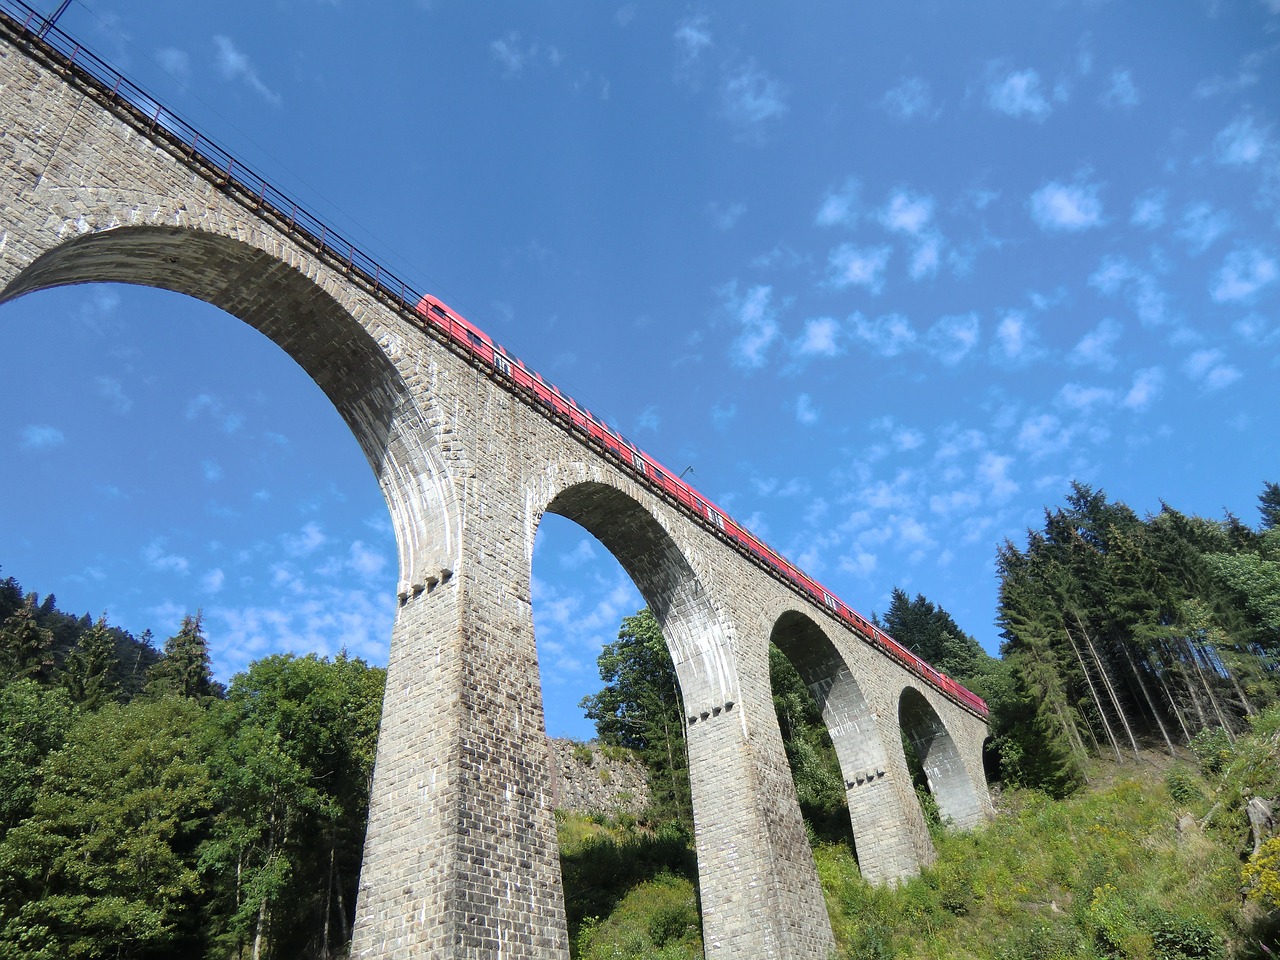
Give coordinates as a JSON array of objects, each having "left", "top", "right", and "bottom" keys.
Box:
[
  {"left": 881, "top": 76, "right": 938, "bottom": 121},
  {"left": 143, "top": 538, "right": 190, "bottom": 576},
  {"left": 490, "top": 31, "right": 561, "bottom": 77},
  {"left": 991, "top": 311, "right": 1045, "bottom": 365},
  {"left": 793, "top": 316, "right": 843, "bottom": 359},
  {"left": 213, "top": 36, "right": 280, "bottom": 106},
  {"left": 20, "top": 424, "right": 65, "bottom": 451},
  {"left": 1211, "top": 247, "right": 1279, "bottom": 302},
  {"left": 986, "top": 65, "right": 1052, "bottom": 121},
  {"left": 1175, "top": 202, "right": 1231, "bottom": 255},
  {"left": 722, "top": 283, "right": 780, "bottom": 369},
  {"left": 706, "top": 200, "right": 746, "bottom": 230},
  {"left": 828, "top": 243, "right": 892, "bottom": 293},
  {"left": 1100, "top": 68, "right": 1140, "bottom": 108},
  {"left": 1089, "top": 256, "right": 1171, "bottom": 326},
  {"left": 157, "top": 47, "right": 190, "bottom": 83},
  {"left": 1123, "top": 367, "right": 1164, "bottom": 411},
  {"left": 816, "top": 177, "right": 860, "bottom": 228},
  {"left": 1130, "top": 189, "right": 1167, "bottom": 229},
  {"left": 794, "top": 393, "right": 819, "bottom": 424},
  {"left": 1214, "top": 113, "right": 1273, "bottom": 167},
  {"left": 95, "top": 377, "right": 133, "bottom": 415},
  {"left": 880, "top": 189, "right": 934, "bottom": 235},
  {"left": 187, "top": 394, "right": 245, "bottom": 434},
  {"left": 1029, "top": 180, "right": 1104, "bottom": 231},
  {"left": 1068, "top": 318, "right": 1123, "bottom": 371},
  {"left": 925, "top": 313, "right": 980, "bottom": 365},
  {"left": 721, "top": 60, "right": 787, "bottom": 134},
  {"left": 1184, "top": 348, "right": 1242, "bottom": 390},
  {"left": 674, "top": 14, "right": 712, "bottom": 65},
  {"left": 850, "top": 312, "right": 916, "bottom": 357}
]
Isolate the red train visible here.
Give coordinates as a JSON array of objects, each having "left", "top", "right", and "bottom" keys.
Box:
[{"left": 413, "top": 295, "right": 989, "bottom": 720}]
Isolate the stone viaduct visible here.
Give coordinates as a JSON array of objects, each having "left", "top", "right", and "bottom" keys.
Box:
[{"left": 0, "top": 7, "right": 992, "bottom": 958}]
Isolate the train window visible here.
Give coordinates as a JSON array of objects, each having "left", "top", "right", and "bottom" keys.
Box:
[
  {"left": 492, "top": 351, "right": 511, "bottom": 376},
  {"left": 822, "top": 593, "right": 837, "bottom": 610},
  {"left": 467, "top": 331, "right": 484, "bottom": 346},
  {"left": 709, "top": 511, "right": 724, "bottom": 530},
  {"left": 429, "top": 304, "right": 448, "bottom": 318},
  {"left": 634, "top": 458, "right": 647, "bottom": 476}
]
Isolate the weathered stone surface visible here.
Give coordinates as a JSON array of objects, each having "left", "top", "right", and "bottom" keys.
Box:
[
  {"left": 0, "top": 19, "right": 992, "bottom": 960},
  {"left": 545, "top": 740, "right": 650, "bottom": 816}
]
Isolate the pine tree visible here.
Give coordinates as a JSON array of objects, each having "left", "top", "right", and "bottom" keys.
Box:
[
  {"left": 147, "top": 613, "right": 218, "bottom": 700},
  {"left": 1258, "top": 480, "right": 1280, "bottom": 531},
  {"left": 0, "top": 594, "right": 55, "bottom": 685},
  {"left": 60, "top": 614, "right": 121, "bottom": 711}
]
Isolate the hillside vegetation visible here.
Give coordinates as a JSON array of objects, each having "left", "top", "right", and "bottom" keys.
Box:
[{"left": 0, "top": 481, "right": 1276, "bottom": 958}]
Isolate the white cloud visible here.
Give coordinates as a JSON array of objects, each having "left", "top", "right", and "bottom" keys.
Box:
[
  {"left": 721, "top": 61, "right": 787, "bottom": 132},
  {"left": 347, "top": 540, "right": 388, "bottom": 581},
  {"left": 1123, "top": 367, "right": 1164, "bottom": 411},
  {"left": 1057, "top": 383, "right": 1117, "bottom": 411},
  {"left": 1029, "top": 180, "right": 1105, "bottom": 231},
  {"left": 706, "top": 200, "right": 746, "bottom": 230},
  {"left": 202, "top": 459, "right": 223, "bottom": 482},
  {"left": 1017, "top": 413, "right": 1073, "bottom": 459},
  {"left": 992, "top": 311, "right": 1044, "bottom": 364},
  {"left": 986, "top": 66, "right": 1052, "bottom": 121},
  {"left": 21, "top": 424, "right": 65, "bottom": 451},
  {"left": 202, "top": 568, "right": 226, "bottom": 593},
  {"left": 1184, "top": 349, "right": 1242, "bottom": 391},
  {"left": 284, "top": 521, "right": 327, "bottom": 557},
  {"left": 157, "top": 47, "right": 190, "bottom": 82},
  {"left": 1088, "top": 256, "right": 1170, "bottom": 326},
  {"left": 1214, "top": 114, "right": 1272, "bottom": 166},
  {"left": 909, "top": 235, "right": 943, "bottom": 280},
  {"left": 1130, "top": 189, "right": 1167, "bottom": 229},
  {"left": 186, "top": 393, "right": 244, "bottom": 433},
  {"left": 711, "top": 401, "right": 736, "bottom": 429},
  {"left": 1100, "top": 69, "right": 1140, "bottom": 108},
  {"left": 143, "top": 538, "right": 190, "bottom": 575},
  {"left": 794, "top": 316, "right": 842, "bottom": 358},
  {"left": 723, "top": 283, "right": 780, "bottom": 369},
  {"left": 795, "top": 393, "right": 819, "bottom": 424},
  {"left": 1211, "top": 247, "right": 1279, "bottom": 302},
  {"left": 929, "top": 489, "right": 981, "bottom": 516},
  {"left": 850, "top": 312, "right": 917, "bottom": 357},
  {"left": 1176, "top": 202, "right": 1231, "bottom": 255},
  {"left": 977, "top": 452, "right": 1019, "bottom": 501},
  {"left": 674, "top": 14, "right": 712, "bottom": 63},
  {"left": 213, "top": 36, "right": 280, "bottom": 106},
  {"left": 881, "top": 76, "right": 938, "bottom": 121},
  {"left": 491, "top": 32, "right": 533, "bottom": 75},
  {"left": 828, "top": 243, "right": 892, "bottom": 292},
  {"left": 925, "top": 313, "right": 980, "bottom": 365},
  {"left": 816, "top": 177, "right": 860, "bottom": 228},
  {"left": 94, "top": 376, "right": 133, "bottom": 415},
  {"left": 636, "top": 405, "right": 661, "bottom": 432},
  {"left": 880, "top": 189, "right": 934, "bottom": 235}
]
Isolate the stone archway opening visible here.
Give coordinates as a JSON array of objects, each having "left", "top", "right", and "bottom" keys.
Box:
[
  {"left": 0, "top": 278, "right": 400, "bottom": 954},
  {"left": 766, "top": 633, "right": 856, "bottom": 856},
  {"left": 898, "top": 687, "right": 986, "bottom": 829},
  {"left": 530, "top": 483, "right": 728, "bottom": 959}
]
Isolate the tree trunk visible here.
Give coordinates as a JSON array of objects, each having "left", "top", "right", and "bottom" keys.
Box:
[
  {"left": 1121, "top": 642, "right": 1175, "bottom": 757},
  {"left": 1073, "top": 614, "right": 1140, "bottom": 759},
  {"left": 1063, "top": 623, "right": 1122, "bottom": 761}
]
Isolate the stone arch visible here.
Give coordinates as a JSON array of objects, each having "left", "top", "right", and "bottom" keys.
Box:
[
  {"left": 768, "top": 609, "right": 922, "bottom": 884},
  {"left": 0, "top": 224, "right": 460, "bottom": 593},
  {"left": 541, "top": 479, "right": 736, "bottom": 713},
  {"left": 898, "top": 686, "right": 986, "bottom": 829}
]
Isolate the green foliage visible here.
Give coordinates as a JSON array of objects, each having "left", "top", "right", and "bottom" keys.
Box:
[
  {"left": 573, "top": 742, "right": 595, "bottom": 765},
  {"left": 1189, "top": 727, "right": 1233, "bottom": 776},
  {"left": 1164, "top": 765, "right": 1203, "bottom": 807},
  {"left": 1148, "top": 911, "right": 1225, "bottom": 960},
  {"left": 556, "top": 810, "right": 698, "bottom": 958},
  {"left": 146, "top": 612, "right": 218, "bottom": 700},
  {"left": 879, "top": 587, "right": 996, "bottom": 688},
  {"left": 0, "top": 697, "right": 214, "bottom": 957},
  {"left": 1242, "top": 836, "right": 1280, "bottom": 910},
  {"left": 580, "top": 609, "right": 692, "bottom": 826},
  {"left": 59, "top": 614, "right": 120, "bottom": 710},
  {"left": 0, "top": 680, "right": 73, "bottom": 837}
]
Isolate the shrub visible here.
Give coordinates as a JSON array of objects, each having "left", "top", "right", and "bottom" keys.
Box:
[
  {"left": 1165, "top": 765, "right": 1203, "bottom": 807},
  {"left": 1189, "top": 728, "right": 1233, "bottom": 776},
  {"left": 1148, "top": 912, "right": 1224, "bottom": 960},
  {"left": 573, "top": 743, "right": 594, "bottom": 766},
  {"left": 1242, "top": 836, "right": 1280, "bottom": 910}
]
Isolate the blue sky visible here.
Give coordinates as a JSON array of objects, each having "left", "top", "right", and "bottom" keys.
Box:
[{"left": 2, "top": 0, "right": 1278, "bottom": 740}]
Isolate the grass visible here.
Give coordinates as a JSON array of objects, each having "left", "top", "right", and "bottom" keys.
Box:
[{"left": 555, "top": 710, "right": 1280, "bottom": 959}]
